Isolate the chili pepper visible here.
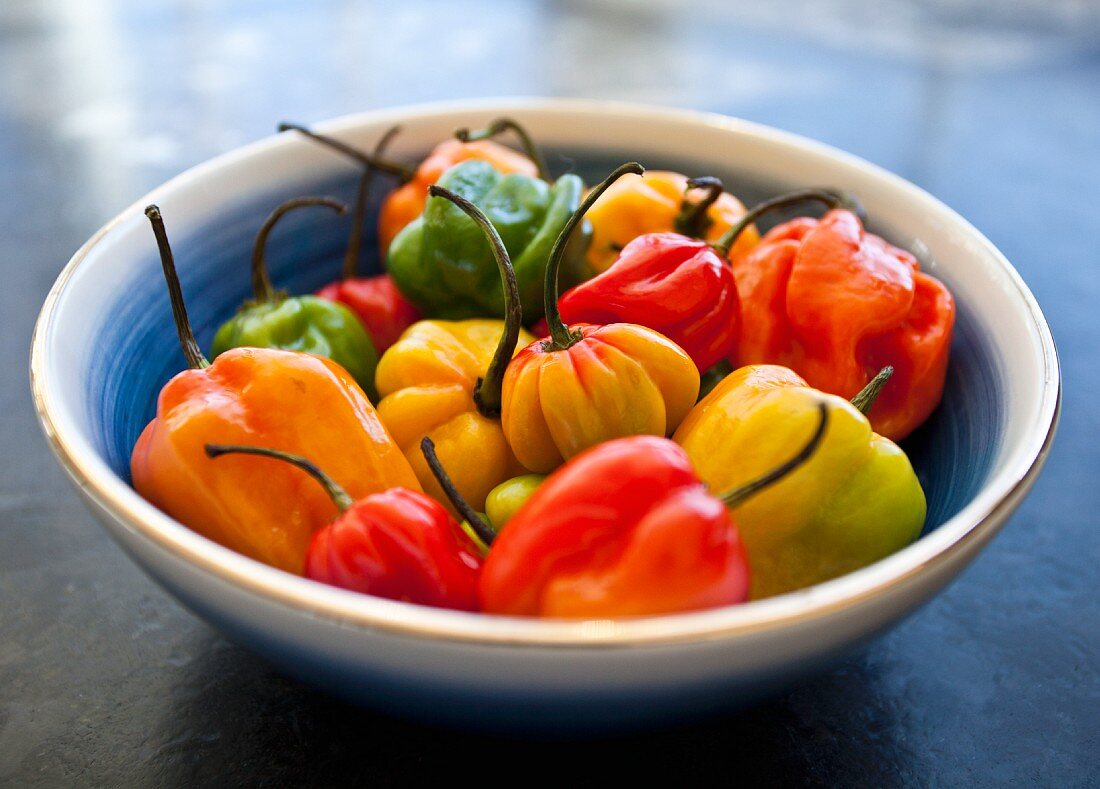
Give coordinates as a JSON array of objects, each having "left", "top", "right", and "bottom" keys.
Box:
[
  {"left": 582, "top": 172, "right": 759, "bottom": 273},
  {"left": 376, "top": 118, "right": 540, "bottom": 254},
  {"left": 204, "top": 444, "right": 481, "bottom": 610},
  {"left": 281, "top": 125, "right": 422, "bottom": 354},
  {"left": 501, "top": 163, "right": 700, "bottom": 473},
  {"left": 478, "top": 404, "right": 828, "bottom": 618},
  {"left": 673, "top": 363, "right": 926, "bottom": 599},
  {"left": 555, "top": 229, "right": 741, "bottom": 374},
  {"left": 210, "top": 196, "right": 381, "bottom": 400},
  {"left": 725, "top": 190, "right": 955, "bottom": 440},
  {"left": 375, "top": 186, "right": 535, "bottom": 516},
  {"left": 132, "top": 207, "right": 419, "bottom": 574},
  {"left": 484, "top": 474, "right": 544, "bottom": 532},
  {"left": 387, "top": 118, "right": 589, "bottom": 322}
]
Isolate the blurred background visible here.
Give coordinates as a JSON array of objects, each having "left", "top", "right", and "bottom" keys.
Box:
[{"left": 2, "top": 0, "right": 1098, "bottom": 784}]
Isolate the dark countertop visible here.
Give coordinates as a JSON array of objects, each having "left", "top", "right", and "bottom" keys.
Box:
[{"left": 2, "top": 1, "right": 1097, "bottom": 784}]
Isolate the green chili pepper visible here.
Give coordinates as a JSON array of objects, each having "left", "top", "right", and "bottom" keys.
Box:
[
  {"left": 485, "top": 474, "right": 545, "bottom": 531},
  {"left": 211, "top": 197, "right": 380, "bottom": 401},
  {"left": 386, "top": 159, "right": 590, "bottom": 321}
]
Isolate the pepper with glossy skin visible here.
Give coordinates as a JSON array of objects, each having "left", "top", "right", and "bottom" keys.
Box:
[
  {"left": 673, "top": 364, "right": 926, "bottom": 599},
  {"left": 727, "top": 191, "right": 955, "bottom": 440},
  {"left": 378, "top": 121, "right": 539, "bottom": 254},
  {"left": 282, "top": 125, "right": 422, "bottom": 354},
  {"left": 581, "top": 172, "right": 759, "bottom": 273},
  {"left": 501, "top": 163, "right": 700, "bottom": 473},
  {"left": 210, "top": 196, "right": 381, "bottom": 400},
  {"left": 478, "top": 406, "right": 828, "bottom": 618},
  {"left": 375, "top": 186, "right": 535, "bottom": 516},
  {"left": 132, "top": 207, "right": 419, "bottom": 574},
  {"left": 386, "top": 139, "right": 590, "bottom": 321},
  {"left": 484, "top": 474, "right": 544, "bottom": 532},
  {"left": 205, "top": 444, "right": 481, "bottom": 610}
]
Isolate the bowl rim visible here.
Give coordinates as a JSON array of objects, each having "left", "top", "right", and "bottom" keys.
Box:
[{"left": 29, "top": 97, "right": 1061, "bottom": 648}]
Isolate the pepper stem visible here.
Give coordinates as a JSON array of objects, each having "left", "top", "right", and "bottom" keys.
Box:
[
  {"left": 674, "top": 176, "right": 724, "bottom": 238},
  {"left": 277, "top": 122, "right": 415, "bottom": 180},
  {"left": 342, "top": 125, "right": 401, "bottom": 280},
  {"left": 851, "top": 366, "right": 894, "bottom": 415},
  {"left": 420, "top": 437, "right": 496, "bottom": 547},
  {"left": 144, "top": 205, "right": 209, "bottom": 369},
  {"left": 251, "top": 197, "right": 347, "bottom": 303},
  {"left": 204, "top": 444, "right": 354, "bottom": 512},
  {"left": 720, "top": 402, "right": 830, "bottom": 509},
  {"left": 543, "top": 162, "right": 646, "bottom": 351},
  {"left": 712, "top": 188, "right": 862, "bottom": 258},
  {"left": 455, "top": 117, "right": 551, "bottom": 182},
  {"left": 427, "top": 185, "right": 521, "bottom": 418}
]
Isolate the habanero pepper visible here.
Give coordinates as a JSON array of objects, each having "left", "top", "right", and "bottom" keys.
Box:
[
  {"left": 210, "top": 196, "right": 381, "bottom": 401},
  {"left": 281, "top": 125, "right": 422, "bottom": 354},
  {"left": 378, "top": 118, "right": 541, "bottom": 254},
  {"left": 476, "top": 405, "right": 828, "bottom": 618},
  {"left": 374, "top": 186, "right": 535, "bottom": 516},
  {"left": 726, "top": 190, "right": 955, "bottom": 440},
  {"left": 204, "top": 444, "right": 481, "bottom": 611},
  {"left": 501, "top": 163, "right": 701, "bottom": 474},
  {"left": 132, "top": 207, "right": 420, "bottom": 574},
  {"left": 673, "top": 364, "right": 926, "bottom": 599},
  {"left": 582, "top": 172, "right": 759, "bottom": 273},
  {"left": 387, "top": 118, "right": 591, "bottom": 322}
]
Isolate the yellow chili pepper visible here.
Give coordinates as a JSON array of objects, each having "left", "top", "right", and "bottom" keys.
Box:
[
  {"left": 374, "top": 186, "right": 535, "bottom": 515},
  {"left": 673, "top": 364, "right": 926, "bottom": 599},
  {"left": 502, "top": 164, "right": 700, "bottom": 473},
  {"left": 583, "top": 171, "right": 760, "bottom": 274}
]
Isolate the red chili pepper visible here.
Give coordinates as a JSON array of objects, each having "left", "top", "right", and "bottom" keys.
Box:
[
  {"left": 477, "top": 404, "right": 829, "bottom": 618},
  {"left": 726, "top": 192, "right": 955, "bottom": 440},
  {"left": 557, "top": 231, "right": 740, "bottom": 373},
  {"left": 205, "top": 444, "right": 482, "bottom": 611},
  {"left": 316, "top": 274, "right": 420, "bottom": 354}
]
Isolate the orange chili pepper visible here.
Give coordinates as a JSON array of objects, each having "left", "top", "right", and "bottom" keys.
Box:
[
  {"left": 131, "top": 207, "right": 419, "bottom": 574},
  {"left": 726, "top": 191, "right": 955, "bottom": 440}
]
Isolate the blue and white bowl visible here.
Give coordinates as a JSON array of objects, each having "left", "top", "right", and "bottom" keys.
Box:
[{"left": 29, "top": 99, "right": 1059, "bottom": 730}]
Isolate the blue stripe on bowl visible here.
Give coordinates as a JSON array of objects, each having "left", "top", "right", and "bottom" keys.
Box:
[{"left": 89, "top": 150, "right": 1004, "bottom": 533}]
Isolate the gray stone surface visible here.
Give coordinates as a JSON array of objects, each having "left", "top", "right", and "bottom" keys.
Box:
[{"left": 2, "top": 0, "right": 1098, "bottom": 784}]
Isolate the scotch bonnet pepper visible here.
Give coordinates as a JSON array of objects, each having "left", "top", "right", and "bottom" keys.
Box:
[
  {"left": 727, "top": 190, "right": 955, "bottom": 440},
  {"left": 374, "top": 186, "right": 535, "bottom": 516},
  {"left": 378, "top": 118, "right": 541, "bottom": 254},
  {"left": 673, "top": 364, "right": 926, "bottom": 599},
  {"left": 210, "top": 196, "right": 381, "bottom": 400},
  {"left": 478, "top": 405, "right": 828, "bottom": 617},
  {"left": 501, "top": 163, "right": 701, "bottom": 473},
  {"left": 132, "top": 207, "right": 419, "bottom": 575},
  {"left": 582, "top": 172, "right": 759, "bottom": 273},
  {"left": 386, "top": 154, "right": 589, "bottom": 321},
  {"left": 204, "top": 444, "right": 482, "bottom": 611}
]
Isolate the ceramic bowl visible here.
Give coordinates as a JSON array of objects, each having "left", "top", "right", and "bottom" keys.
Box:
[{"left": 30, "top": 98, "right": 1059, "bottom": 731}]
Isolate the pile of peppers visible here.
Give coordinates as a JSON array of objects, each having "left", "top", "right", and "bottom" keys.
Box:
[{"left": 131, "top": 117, "right": 954, "bottom": 617}]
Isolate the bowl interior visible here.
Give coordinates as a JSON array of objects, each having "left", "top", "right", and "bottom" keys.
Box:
[
  {"left": 37, "top": 103, "right": 1053, "bottom": 639},
  {"left": 87, "top": 152, "right": 999, "bottom": 534}
]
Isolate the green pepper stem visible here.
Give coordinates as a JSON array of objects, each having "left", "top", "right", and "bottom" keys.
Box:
[
  {"left": 427, "top": 185, "right": 521, "bottom": 418},
  {"left": 277, "top": 122, "right": 415, "bottom": 180},
  {"left": 251, "top": 197, "right": 347, "bottom": 303},
  {"left": 144, "top": 205, "right": 209, "bottom": 369},
  {"left": 204, "top": 444, "right": 355, "bottom": 512},
  {"left": 674, "top": 176, "right": 724, "bottom": 238},
  {"left": 341, "top": 125, "right": 401, "bottom": 280},
  {"left": 719, "top": 402, "right": 830, "bottom": 509},
  {"left": 420, "top": 437, "right": 497, "bottom": 546},
  {"left": 455, "top": 117, "right": 551, "bottom": 182},
  {"left": 543, "top": 162, "right": 646, "bottom": 351},
  {"left": 712, "top": 188, "right": 861, "bottom": 258},
  {"left": 850, "top": 366, "right": 894, "bottom": 415}
]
